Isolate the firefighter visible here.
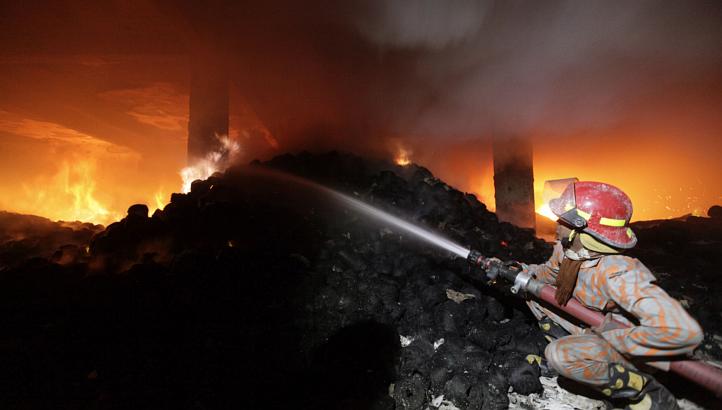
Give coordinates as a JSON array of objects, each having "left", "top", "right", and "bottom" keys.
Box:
[{"left": 521, "top": 181, "right": 703, "bottom": 410}]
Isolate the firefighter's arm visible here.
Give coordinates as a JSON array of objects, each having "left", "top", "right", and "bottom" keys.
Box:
[
  {"left": 521, "top": 242, "right": 563, "bottom": 284},
  {"left": 598, "top": 263, "right": 703, "bottom": 358}
]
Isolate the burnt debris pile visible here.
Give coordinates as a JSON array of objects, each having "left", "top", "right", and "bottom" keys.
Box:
[
  {"left": 630, "top": 212, "right": 722, "bottom": 361},
  {"left": 0, "top": 152, "right": 552, "bottom": 409},
  {"left": 0, "top": 211, "right": 102, "bottom": 270}
]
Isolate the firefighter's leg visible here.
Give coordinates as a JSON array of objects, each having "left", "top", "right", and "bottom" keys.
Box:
[
  {"left": 544, "top": 334, "right": 628, "bottom": 385},
  {"left": 525, "top": 301, "right": 585, "bottom": 377},
  {"left": 545, "top": 335, "right": 679, "bottom": 410}
]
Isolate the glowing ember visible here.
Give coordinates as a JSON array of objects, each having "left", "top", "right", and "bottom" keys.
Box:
[
  {"left": 536, "top": 203, "right": 559, "bottom": 222},
  {"left": 180, "top": 135, "right": 241, "bottom": 193}
]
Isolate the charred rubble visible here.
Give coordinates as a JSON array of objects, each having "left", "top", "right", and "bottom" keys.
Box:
[
  {"left": 630, "top": 212, "right": 722, "bottom": 361},
  {"left": 0, "top": 151, "right": 719, "bottom": 409},
  {"left": 0, "top": 211, "right": 102, "bottom": 270}
]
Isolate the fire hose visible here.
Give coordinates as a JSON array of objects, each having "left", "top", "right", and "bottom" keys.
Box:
[{"left": 466, "top": 250, "right": 722, "bottom": 397}]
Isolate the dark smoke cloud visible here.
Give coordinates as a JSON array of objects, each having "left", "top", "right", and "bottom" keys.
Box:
[{"left": 163, "top": 0, "right": 722, "bottom": 152}]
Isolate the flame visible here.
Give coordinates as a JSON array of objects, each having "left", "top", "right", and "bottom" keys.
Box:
[
  {"left": 18, "top": 160, "right": 120, "bottom": 225},
  {"left": 180, "top": 135, "right": 241, "bottom": 193},
  {"left": 61, "top": 162, "right": 113, "bottom": 222},
  {"left": 395, "top": 146, "right": 412, "bottom": 166},
  {"left": 151, "top": 189, "right": 166, "bottom": 213}
]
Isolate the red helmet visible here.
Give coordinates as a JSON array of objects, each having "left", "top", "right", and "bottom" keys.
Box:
[{"left": 549, "top": 181, "right": 637, "bottom": 249}]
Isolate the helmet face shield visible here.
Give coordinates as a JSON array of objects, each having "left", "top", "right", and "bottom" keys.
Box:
[
  {"left": 550, "top": 181, "right": 579, "bottom": 217},
  {"left": 553, "top": 183, "right": 587, "bottom": 229}
]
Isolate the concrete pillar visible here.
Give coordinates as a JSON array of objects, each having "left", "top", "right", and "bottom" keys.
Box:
[
  {"left": 493, "top": 137, "right": 536, "bottom": 229},
  {"left": 187, "top": 52, "right": 229, "bottom": 165}
]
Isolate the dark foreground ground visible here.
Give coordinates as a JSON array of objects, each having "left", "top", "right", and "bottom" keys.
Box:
[{"left": 0, "top": 152, "right": 720, "bottom": 409}]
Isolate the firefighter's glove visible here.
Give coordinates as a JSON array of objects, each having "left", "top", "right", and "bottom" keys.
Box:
[
  {"left": 478, "top": 257, "right": 503, "bottom": 283},
  {"left": 482, "top": 257, "right": 502, "bottom": 270}
]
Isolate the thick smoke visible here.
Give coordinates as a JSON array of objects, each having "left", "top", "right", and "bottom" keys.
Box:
[
  {"left": 5, "top": 0, "right": 721, "bottom": 147},
  {"left": 115, "top": 0, "right": 720, "bottom": 171},
  {"left": 351, "top": 0, "right": 492, "bottom": 51},
  {"left": 344, "top": 0, "right": 722, "bottom": 138}
]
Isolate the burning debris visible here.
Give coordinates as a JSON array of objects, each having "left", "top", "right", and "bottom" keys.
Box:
[
  {"left": 180, "top": 134, "right": 241, "bottom": 193},
  {"left": 393, "top": 143, "right": 413, "bottom": 167},
  {"left": 0, "top": 152, "right": 719, "bottom": 409}
]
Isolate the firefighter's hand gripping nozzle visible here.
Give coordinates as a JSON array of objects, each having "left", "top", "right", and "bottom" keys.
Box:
[{"left": 466, "top": 249, "right": 537, "bottom": 296}]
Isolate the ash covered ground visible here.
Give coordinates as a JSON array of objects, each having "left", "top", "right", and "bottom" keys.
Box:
[{"left": 0, "top": 152, "right": 720, "bottom": 409}]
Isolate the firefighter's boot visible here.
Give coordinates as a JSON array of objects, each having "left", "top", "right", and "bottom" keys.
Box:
[
  {"left": 538, "top": 316, "right": 570, "bottom": 342},
  {"left": 602, "top": 363, "right": 679, "bottom": 410},
  {"left": 525, "top": 354, "right": 557, "bottom": 377}
]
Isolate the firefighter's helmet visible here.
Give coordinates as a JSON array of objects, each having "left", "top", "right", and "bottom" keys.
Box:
[{"left": 549, "top": 181, "right": 637, "bottom": 249}]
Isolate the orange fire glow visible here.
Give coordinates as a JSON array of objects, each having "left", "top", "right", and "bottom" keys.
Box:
[
  {"left": 1, "top": 77, "right": 721, "bottom": 227},
  {"left": 21, "top": 160, "right": 118, "bottom": 225},
  {"left": 536, "top": 203, "right": 559, "bottom": 222},
  {"left": 8, "top": 158, "right": 171, "bottom": 226},
  {"left": 0, "top": 109, "right": 185, "bottom": 226},
  {"left": 409, "top": 131, "right": 722, "bottom": 224}
]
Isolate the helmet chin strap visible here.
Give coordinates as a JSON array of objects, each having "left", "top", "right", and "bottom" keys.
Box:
[
  {"left": 563, "top": 230, "right": 600, "bottom": 260},
  {"left": 560, "top": 229, "right": 575, "bottom": 249},
  {"left": 564, "top": 246, "right": 594, "bottom": 261}
]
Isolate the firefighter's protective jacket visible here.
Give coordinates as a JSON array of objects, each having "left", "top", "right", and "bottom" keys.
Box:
[{"left": 525, "top": 242, "right": 703, "bottom": 358}]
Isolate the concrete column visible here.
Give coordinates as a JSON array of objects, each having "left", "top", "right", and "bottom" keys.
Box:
[
  {"left": 493, "top": 137, "right": 536, "bottom": 229},
  {"left": 187, "top": 52, "right": 229, "bottom": 165}
]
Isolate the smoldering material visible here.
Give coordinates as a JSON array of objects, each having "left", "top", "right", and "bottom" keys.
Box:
[{"left": 0, "top": 152, "right": 553, "bottom": 409}]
